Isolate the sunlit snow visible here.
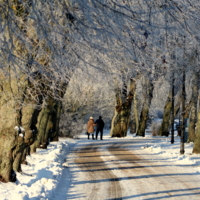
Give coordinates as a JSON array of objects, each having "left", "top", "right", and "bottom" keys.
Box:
[{"left": 0, "top": 130, "right": 200, "bottom": 200}]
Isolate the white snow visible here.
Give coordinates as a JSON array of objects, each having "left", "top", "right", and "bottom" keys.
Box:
[{"left": 1, "top": 130, "right": 200, "bottom": 200}]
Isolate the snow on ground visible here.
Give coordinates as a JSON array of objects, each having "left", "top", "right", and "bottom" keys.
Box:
[{"left": 0, "top": 130, "right": 200, "bottom": 200}]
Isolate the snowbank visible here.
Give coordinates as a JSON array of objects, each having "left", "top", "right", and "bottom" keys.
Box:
[{"left": 0, "top": 139, "right": 74, "bottom": 200}]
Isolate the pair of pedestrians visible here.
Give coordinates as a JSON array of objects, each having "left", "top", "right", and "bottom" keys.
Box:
[{"left": 86, "top": 116, "right": 105, "bottom": 140}]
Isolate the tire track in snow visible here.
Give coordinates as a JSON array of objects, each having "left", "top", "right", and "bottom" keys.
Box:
[
  {"left": 64, "top": 139, "right": 200, "bottom": 200},
  {"left": 106, "top": 142, "right": 200, "bottom": 200},
  {"left": 73, "top": 142, "right": 123, "bottom": 200}
]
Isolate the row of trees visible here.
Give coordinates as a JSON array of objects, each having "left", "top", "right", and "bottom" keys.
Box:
[
  {"left": 0, "top": 0, "right": 200, "bottom": 182},
  {"left": 65, "top": 0, "right": 200, "bottom": 149},
  {"left": 0, "top": 0, "right": 76, "bottom": 182}
]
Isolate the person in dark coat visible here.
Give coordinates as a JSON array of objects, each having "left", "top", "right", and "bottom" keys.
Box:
[{"left": 95, "top": 116, "right": 105, "bottom": 140}]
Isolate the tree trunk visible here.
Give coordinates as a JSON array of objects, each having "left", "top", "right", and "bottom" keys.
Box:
[
  {"left": 51, "top": 101, "right": 62, "bottom": 141},
  {"left": 110, "top": 108, "right": 118, "bottom": 136},
  {"left": 21, "top": 147, "right": 30, "bottom": 165},
  {"left": 130, "top": 93, "right": 139, "bottom": 134},
  {"left": 192, "top": 98, "right": 200, "bottom": 153},
  {"left": 12, "top": 137, "right": 25, "bottom": 172},
  {"left": 0, "top": 77, "right": 23, "bottom": 181},
  {"left": 0, "top": 72, "right": 42, "bottom": 181},
  {"left": 136, "top": 106, "right": 149, "bottom": 137},
  {"left": 31, "top": 96, "right": 55, "bottom": 151},
  {"left": 174, "top": 94, "right": 182, "bottom": 118},
  {"left": 51, "top": 83, "right": 68, "bottom": 141},
  {"left": 159, "top": 91, "right": 172, "bottom": 136},
  {"left": 43, "top": 115, "right": 53, "bottom": 148},
  {"left": 110, "top": 88, "right": 122, "bottom": 136},
  {"left": 136, "top": 78, "right": 154, "bottom": 137},
  {"left": 188, "top": 72, "right": 199, "bottom": 142},
  {"left": 30, "top": 81, "right": 68, "bottom": 152},
  {"left": 111, "top": 79, "right": 136, "bottom": 137},
  {"left": 0, "top": 132, "right": 17, "bottom": 182}
]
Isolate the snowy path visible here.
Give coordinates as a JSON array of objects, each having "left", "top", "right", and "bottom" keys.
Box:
[{"left": 53, "top": 138, "right": 200, "bottom": 200}]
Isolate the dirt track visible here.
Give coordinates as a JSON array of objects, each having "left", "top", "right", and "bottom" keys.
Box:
[{"left": 67, "top": 139, "right": 200, "bottom": 200}]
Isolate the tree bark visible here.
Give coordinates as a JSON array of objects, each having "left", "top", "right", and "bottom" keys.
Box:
[
  {"left": 0, "top": 132, "right": 17, "bottom": 182},
  {"left": 111, "top": 79, "right": 136, "bottom": 137},
  {"left": 130, "top": 93, "right": 139, "bottom": 134},
  {"left": 0, "top": 72, "right": 42, "bottom": 181},
  {"left": 31, "top": 96, "right": 55, "bottom": 151},
  {"left": 136, "top": 78, "right": 154, "bottom": 137},
  {"left": 192, "top": 97, "right": 200, "bottom": 153},
  {"left": 110, "top": 108, "right": 118, "bottom": 136},
  {"left": 110, "top": 87, "right": 122, "bottom": 136},
  {"left": 188, "top": 72, "right": 199, "bottom": 142},
  {"left": 51, "top": 101, "right": 62, "bottom": 141},
  {"left": 43, "top": 115, "right": 53, "bottom": 148},
  {"left": 174, "top": 94, "right": 182, "bottom": 118},
  {"left": 159, "top": 91, "right": 172, "bottom": 136},
  {"left": 51, "top": 83, "right": 68, "bottom": 141}
]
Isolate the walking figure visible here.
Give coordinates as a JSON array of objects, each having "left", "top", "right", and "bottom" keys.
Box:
[
  {"left": 87, "top": 117, "right": 95, "bottom": 140},
  {"left": 95, "top": 116, "right": 105, "bottom": 140}
]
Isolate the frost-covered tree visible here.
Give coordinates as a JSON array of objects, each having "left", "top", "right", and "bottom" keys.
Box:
[
  {"left": 0, "top": 0, "right": 77, "bottom": 182},
  {"left": 64, "top": 0, "right": 200, "bottom": 139},
  {"left": 1, "top": 0, "right": 200, "bottom": 182}
]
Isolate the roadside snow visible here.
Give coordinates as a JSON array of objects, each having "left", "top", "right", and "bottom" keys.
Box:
[
  {"left": 0, "top": 130, "right": 200, "bottom": 200},
  {"left": 0, "top": 139, "right": 75, "bottom": 200}
]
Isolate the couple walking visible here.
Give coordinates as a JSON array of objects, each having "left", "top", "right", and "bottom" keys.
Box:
[{"left": 87, "top": 116, "right": 105, "bottom": 140}]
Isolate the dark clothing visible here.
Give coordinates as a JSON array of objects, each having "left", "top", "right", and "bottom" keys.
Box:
[
  {"left": 95, "top": 118, "right": 105, "bottom": 129},
  {"left": 88, "top": 133, "right": 95, "bottom": 140},
  {"left": 96, "top": 128, "right": 103, "bottom": 140},
  {"left": 95, "top": 118, "right": 105, "bottom": 140}
]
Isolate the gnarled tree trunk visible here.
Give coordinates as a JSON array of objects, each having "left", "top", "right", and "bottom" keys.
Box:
[
  {"left": 111, "top": 78, "right": 136, "bottom": 137},
  {"left": 188, "top": 72, "right": 199, "bottom": 142},
  {"left": 0, "top": 73, "right": 42, "bottom": 181},
  {"left": 136, "top": 78, "right": 154, "bottom": 137},
  {"left": 192, "top": 97, "right": 200, "bottom": 154},
  {"left": 159, "top": 90, "right": 172, "bottom": 136},
  {"left": 30, "top": 96, "right": 55, "bottom": 152},
  {"left": 30, "top": 82, "right": 68, "bottom": 151}
]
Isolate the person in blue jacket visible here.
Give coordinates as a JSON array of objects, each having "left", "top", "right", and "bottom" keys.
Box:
[{"left": 95, "top": 116, "right": 105, "bottom": 140}]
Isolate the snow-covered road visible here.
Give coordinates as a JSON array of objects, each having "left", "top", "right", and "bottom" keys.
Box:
[
  {"left": 53, "top": 137, "right": 200, "bottom": 200},
  {"left": 2, "top": 132, "right": 200, "bottom": 200}
]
